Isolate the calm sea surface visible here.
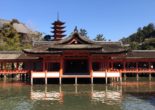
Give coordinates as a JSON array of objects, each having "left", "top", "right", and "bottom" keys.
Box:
[{"left": 0, "top": 79, "right": 155, "bottom": 110}]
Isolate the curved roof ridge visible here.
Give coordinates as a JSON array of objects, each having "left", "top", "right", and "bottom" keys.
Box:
[{"left": 57, "top": 32, "right": 95, "bottom": 44}]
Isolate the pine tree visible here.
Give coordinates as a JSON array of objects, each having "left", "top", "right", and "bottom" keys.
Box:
[
  {"left": 0, "top": 23, "right": 21, "bottom": 50},
  {"left": 94, "top": 34, "right": 106, "bottom": 41}
]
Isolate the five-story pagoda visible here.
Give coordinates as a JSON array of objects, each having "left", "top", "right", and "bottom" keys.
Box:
[{"left": 51, "top": 19, "right": 66, "bottom": 41}]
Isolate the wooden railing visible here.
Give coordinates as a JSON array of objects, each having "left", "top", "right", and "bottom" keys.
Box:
[
  {"left": 0, "top": 70, "right": 29, "bottom": 74},
  {"left": 107, "top": 68, "right": 155, "bottom": 73}
]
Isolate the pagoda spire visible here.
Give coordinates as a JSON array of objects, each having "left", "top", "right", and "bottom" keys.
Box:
[
  {"left": 51, "top": 18, "right": 66, "bottom": 41},
  {"left": 57, "top": 12, "right": 59, "bottom": 21}
]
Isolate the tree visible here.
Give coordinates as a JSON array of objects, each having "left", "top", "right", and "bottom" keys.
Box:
[
  {"left": 0, "top": 23, "right": 21, "bottom": 50},
  {"left": 43, "top": 35, "right": 52, "bottom": 41},
  {"left": 79, "top": 29, "right": 88, "bottom": 37},
  {"left": 94, "top": 34, "right": 106, "bottom": 41},
  {"left": 129, "top": 42, "right": 139, "bottom": 50},
  {"left": 120, "top": 23, "right": 155, "bottom": 50}
]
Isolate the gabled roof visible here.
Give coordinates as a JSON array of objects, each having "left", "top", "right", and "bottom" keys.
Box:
[
  {"left": 23, "top": 32, "right": 126, "bottom": 54},
  {"left": 57, "top": 32, "right": 94, "bottom": 44}
]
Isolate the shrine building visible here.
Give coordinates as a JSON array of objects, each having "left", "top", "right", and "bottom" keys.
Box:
[{"left": 0, "top": 19, "right": 155, "bottom": 84}]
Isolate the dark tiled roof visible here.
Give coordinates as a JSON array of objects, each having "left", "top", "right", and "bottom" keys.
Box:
[
  {"left": 0, "top": 51, "right": 38, "bottom": 60},
  {"left": 24, "top": 32, "right": 126, "bottom": 54},
  {"left": 23, "top": 49, "right": 62, "bottom": 54},
  {"left": 113, "top": 50, "right": 155, "bottom": 59},
  {"left": 57, "top": 32, "right": 94, "bottom": 44},
  {"left": 48, "top": 44, "right": 102, "bottom": 50},
  {"left": 126, "top": 50, "right": 155, "bottom": 58}
]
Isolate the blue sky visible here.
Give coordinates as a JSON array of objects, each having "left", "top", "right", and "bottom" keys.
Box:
[{"left": 0, "top": 0, "right": 155, "bottom": 41}]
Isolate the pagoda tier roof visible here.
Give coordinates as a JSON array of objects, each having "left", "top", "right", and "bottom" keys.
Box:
[
  {"left": 52, "top": 26, "right": 65, "bottom": 29},
  {"left": 52, "top": 20, "right": 65, "bottom": 25},
  {"left": 51, "top": 30, "right": 66, "bottom": 33},
  {"left": 23, "top": 32, "right": 127, "bottom": 55}
]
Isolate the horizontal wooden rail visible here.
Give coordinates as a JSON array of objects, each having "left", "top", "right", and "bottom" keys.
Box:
[{"left": 0, "top": 70, "right": 29, "bottom": 74}]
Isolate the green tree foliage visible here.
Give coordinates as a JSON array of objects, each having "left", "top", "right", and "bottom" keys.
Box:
[
  {"left": 0, "top": 23, "right": 21, "bottom": 50},
  {"left": 43, "top": 35, "right": 52, "bottom": 41},
  {"left": 94, "top": 34, "right": 106, "bottom": 41},
  {"left": 120, "top": 23, "right": 155, "bottom": 50},
  {"left": 0, "top": 22, "right": 32, "bottom": 50},
  {"left": 79, "top": 29, "right": 88, "bottom": 37}
]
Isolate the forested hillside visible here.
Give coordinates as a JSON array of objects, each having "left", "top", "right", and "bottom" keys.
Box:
[{"left": 120, "top": 23, "right": 155, "bottom": 50}]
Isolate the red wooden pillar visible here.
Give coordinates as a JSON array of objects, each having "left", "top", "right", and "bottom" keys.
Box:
[
  {"left": 148, "top": 62, "right": 152, "bottom": 81},
  {"left": 123, "top": 61, "right": 126, "bottom": 72},
  {"left": 89, "top": 55, "right": 93, "bottom": 84},
  {"left": 43, "top": 57, "right": 47, "bottom": 84},
  {"left": 111, "top": 61, "right": 114, "bottom": 71},
  {"left": 16, "top": 62, "right": 19, "bottom": 70},
  {"left": 59, "top": 56, "right": 63, "bottom": 85},
  {"left": 136, "top": 62, "right": 139, "bottom": 81},
  {"left": 149, "top": 62, "right": 151, "bottom": 71},
  {"left": 136, "top": 62, "right": 138, "bottom": 72},
  {"left": 43, "top": 58, "right": 46, "bottom": 71},
  {"left": 107, "top": 61, "right": 110, "bottom": 72}
]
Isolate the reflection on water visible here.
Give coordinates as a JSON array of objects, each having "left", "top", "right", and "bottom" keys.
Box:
[
  {"left": 0, "top": 79, "right": 155, "bottom": 110},
  {"left": 122, "top": 95, "right": 155, "bottom": 110},
  {"left": 91, "top": 86, "right": 122, "bottom": 105},
  {"left": 30, "top": 85, "right": 122, "bottom": 105},
  {"left": 91, "top": 90, "right": 122, "bottom": 105},
  {"left": 31, "top": 86, "right": 63, "bottom": 102}
]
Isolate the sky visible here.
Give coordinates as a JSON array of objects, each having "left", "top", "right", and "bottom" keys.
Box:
[{"left": 0, "top": 0, "right": 155, "bottom": 41}]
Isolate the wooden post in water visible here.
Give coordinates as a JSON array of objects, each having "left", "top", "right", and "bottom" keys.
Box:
[
  {"left": 31, "top": 77, "right": 33, "bottom": 85},
  {"left": 31, "top": 71, "right": 33, "bottom": 85},
  {"left": 117, "top": 77, "right": 119, "bottom": 82},
  {"left": 91, "top": 78, "right": 94, "bottom": 84},
  {"left": 149, "top": 73, "right": 152, "bottom": 81},
  {"left": 105, "top": 70, "right": 108, "bottom": 84},
  {"left": 124, "top": 73, "right": 127, "bottom": 81},
  {"left": 24, "top": 73, "right": 26, "bottom": 81},
  {"left": 45, "top": 70, "right": 47, "bottom": 85},
  {"left": 59, "top": 78, "right": 62, "bottom": 85},
  {"left": 3, "top": 74, "right": 7, "bottom": 81},
  {"left": 120, "top": 73, "right": 122, "bottom": 83},
  {"left": 136, "top": 73, "right": 139, "bottom": 81},
  {"left": 75, "top": 77, "right": 77, "bottom": 85}
]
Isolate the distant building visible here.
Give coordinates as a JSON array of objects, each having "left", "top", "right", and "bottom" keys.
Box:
[{"left": 0, "top": 18, "right": 41, "bottom": 44}]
